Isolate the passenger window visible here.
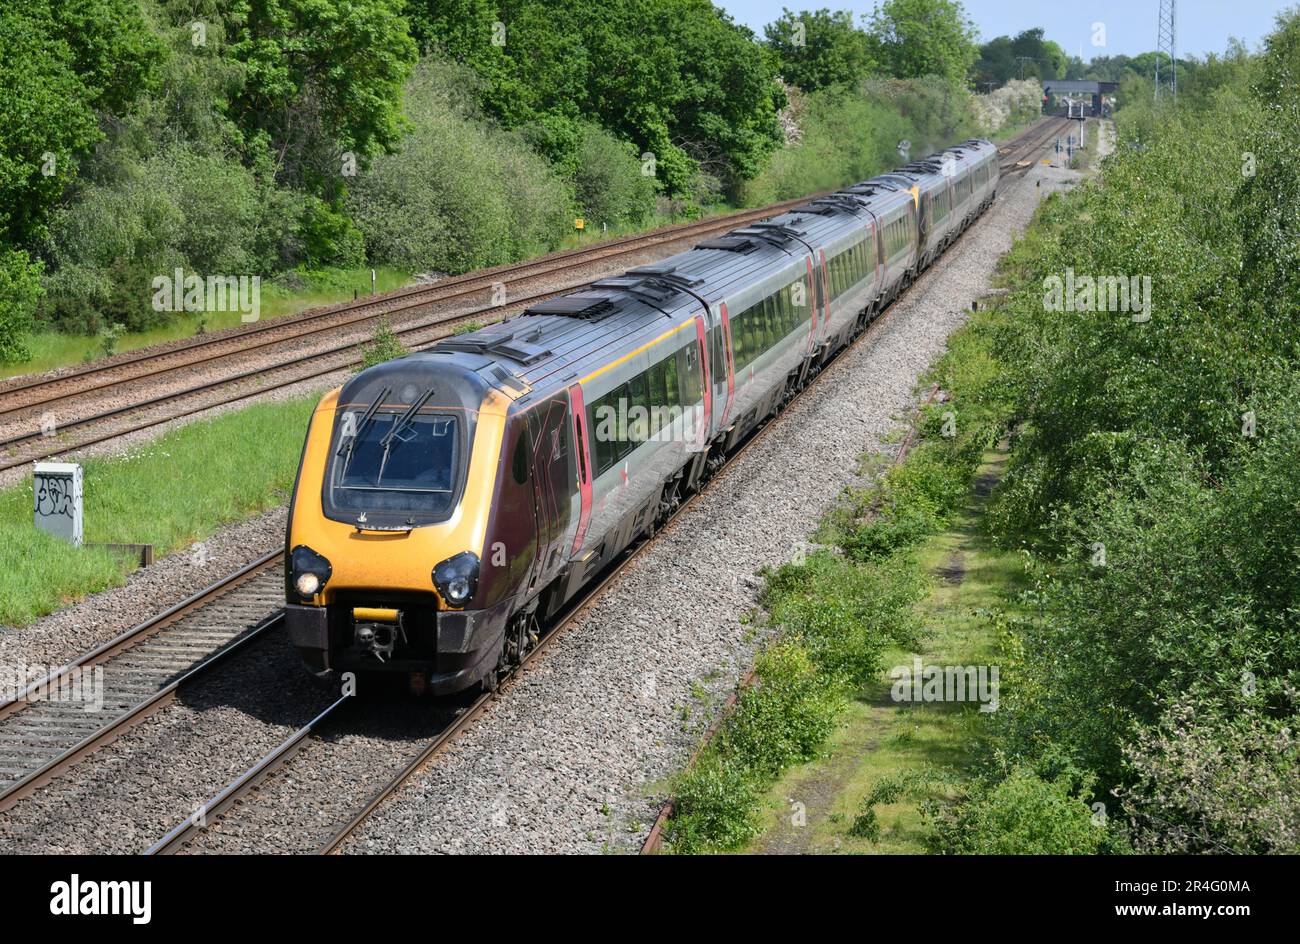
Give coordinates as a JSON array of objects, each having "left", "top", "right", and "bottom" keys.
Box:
[
  {"left": 664, "top": 355, "right": 680, "bottom": 409},
  {"left": 711, "top": 325, "right": 725, "bottom": 386},
  {"left": 590, "top": 399, "right": 614, "bottom": 476},
  {"left": 512, "top": 427, "right": 531, "bottom": 484},
  {"left": 628, "top": 374, "right": 649, "bottom": 444}
]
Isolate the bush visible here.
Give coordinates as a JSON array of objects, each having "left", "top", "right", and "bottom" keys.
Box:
[
  {"left": 0, "top": 248, "right": 42, "bottom": 363},
  {"left": 930, "top": 767, "right": 1115, "bottom": 855},
  {"left": 357, "top": 318, "right": 407, "bottom": 370},
  {"left": 763, "top": 550, "right": 924, "bottom": 682},
  {"left": 40, "top": 143, "right": 268, "bottom": 332},
  {"left": 1120, "top": 699, "right": 1300, "bottom": 854},
  {"left": 572, "top": 123, "right": 658, "bottom": 229},
  {"left": 719, "top": 643, "right": 842, "bottom": 780},
  {"left": 297, "top": 196, "right": 366, "bottom": 269},
  {"left": 666, "top": 754, "right": 762, "bottom": 854},
  {"left": 349, "top": 58, "right": 571, "bottom": 273},
  {"left": 740, "top": 76, "right": 980, "bottom": 205}
]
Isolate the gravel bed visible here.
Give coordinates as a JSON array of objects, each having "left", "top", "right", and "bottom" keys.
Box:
[
  {"left": 0, "top": 626, "right": 334, "bottom": 854},
  {"left": 337, "top": 159, "right": 1081, "bottom": 855},
  {"left": 178, "top": 699, "right": 465, "bottom": 854}
]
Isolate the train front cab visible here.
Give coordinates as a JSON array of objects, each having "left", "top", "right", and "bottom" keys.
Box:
[{"left": 284, "top": 357, "right": 522, "bottom": 694}]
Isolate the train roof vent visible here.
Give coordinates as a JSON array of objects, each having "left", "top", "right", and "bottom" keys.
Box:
[
  {"left": 593, "top": 266, "right": 706, "bottom": 308},
  {"left": 490, "top": 337, "right": 551, "bottom": 365},
  {"left": 845, "top": 180, "right": 900, "bottom": 195},
  {"left": 795, "top": 196, "right": 868, "bottom": 218},
  {"left": 700, "top": 220, "right": 807, "bottom": 252},
  {"left": 439, "top": 327, "right": 552, "bottom": 364},
  {"left": 696, "top": 236, "right": 755, "bottom": 252},
  {"left": 795, "top": 194, "right": 870, "bottom": 216},
  {"left": 522, "top": 292, "right": 619, "bottom": 320}
]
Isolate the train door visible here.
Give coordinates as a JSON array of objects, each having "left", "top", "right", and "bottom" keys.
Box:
[
  {"left": 526, "top": 395, "right": 572, "bottom": 589},
  {"left": 568, "top": 383, "right": 593, "bottom": 556},
  {"left": 711, "top": 302, "right": 735, "bottom": 429},
  {"left": 692, "top": 316, "right": 712, "bottom": 448}
]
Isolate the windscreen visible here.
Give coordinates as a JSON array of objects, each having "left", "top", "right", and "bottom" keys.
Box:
[{"left": 326, "top": 407, "right": 461, "bottom": 524}]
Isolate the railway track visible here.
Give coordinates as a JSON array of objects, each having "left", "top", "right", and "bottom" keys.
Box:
[
  {"left": 0, "top": 118, "right": 1067, "bottom": 478},
  {"left": 143, "top": 122, "right": 1067, "bottom": 855},
  {"left": 0, "top": 552, "right": 285, "bottom": 814},
  {"left": 999, "top": 116, "right": 1075, "bottom": 173},
  {"left": 0, "top": 197, "right": 822, "bottom": 475}
]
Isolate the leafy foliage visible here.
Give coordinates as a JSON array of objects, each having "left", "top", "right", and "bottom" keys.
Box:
[
  {"left": 404, "top": 0, "right": 785, "bottom": 196},
  {"left": 0, "top": 249, "right": 44, "bottom": 364},
  {"left": 862, "top": 0, "right": 979, "bottom": 88},
  {"left": 739, "top": 76, "right": 979, "bottom": 205},
  {"left": 347, "top": 59, "right": 570, "bottom": 272},
  {"left": 224, "top": 0, "right": 418, "bottom": 191},
  {"left": 973, "top": 28, "right": 1066, "bottom": 86},
  {"left": 765, "top": 8, "right": 873, "bottom": 92},
  {"left": 929, "top": 766, "right": 1117, "bottom": 854},
  {"left": 358, "top": 318, "right": 408, "bottom": 370},
  {"left": 939, "top": 16, "right": 1300, "bottom": 854}
]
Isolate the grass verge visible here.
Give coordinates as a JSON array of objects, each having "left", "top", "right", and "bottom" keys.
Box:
[
  {"left": 0, "top": 395, "right": 317, "bottom": 626},
  {"left": 662, "top": 317, "right": 1007, "bottom": 854}
]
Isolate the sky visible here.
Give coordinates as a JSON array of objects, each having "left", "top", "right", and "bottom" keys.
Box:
[{"left": 719, "top": 1, "right": 1292, "bottom": 60}]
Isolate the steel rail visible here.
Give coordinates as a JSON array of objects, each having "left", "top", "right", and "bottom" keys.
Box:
[
  {"left": 0, "top": 198, "right": 819, "bottom": 424},
  {"left": 0, "top": 551, "right": 285, "bottom": 813}
]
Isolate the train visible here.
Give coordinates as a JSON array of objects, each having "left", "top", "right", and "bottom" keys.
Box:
[{"left": 283, "top": 138, "right": 1001, "bottom": 694}]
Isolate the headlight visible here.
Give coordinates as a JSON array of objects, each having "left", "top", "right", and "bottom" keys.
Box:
[
  {"left": 432, "top": 552, "right": 479, "bottom": 607},
  {"left": 290, "top": 545, "right": 332, "bottom": 600}
]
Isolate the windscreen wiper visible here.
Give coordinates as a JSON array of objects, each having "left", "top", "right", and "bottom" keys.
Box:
[
  {"left": 337, "top": 385, "right": 392, "bottom": 459},
  {"left": 376, "top": 386, "right": 436, "bottom": 483},
  {"left": 335, "top": 384, "right": 390, "bottom": 457}
]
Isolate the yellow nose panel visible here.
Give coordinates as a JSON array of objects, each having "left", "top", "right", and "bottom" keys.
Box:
[{"left": 353, "top": 607, "right": 399, "bottom": 623}]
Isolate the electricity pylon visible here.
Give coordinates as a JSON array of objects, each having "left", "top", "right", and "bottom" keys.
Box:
[{"left": 1155, "top": 0, "right": 1177, "bottom": 103}]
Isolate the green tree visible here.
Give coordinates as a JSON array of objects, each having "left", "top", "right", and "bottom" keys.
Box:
[
  {"left": 974, "top": 28, "right": 1065, "bottom": 86},
  {"left": 402, "top": 0, "right": 783, "bottom": 196},
  {"left": 862, "top": 0, "right": 978, "bottom": 86},
  {"left": 0, "top": 1, "right": 162, "bottom": 247},
  {"left": 764, "top": 8, "right": 872, "bottom": 92},
  {"left": 0, "top": 249, "right": 43, "bottom": 364},
  {"left": 225, "top": 0, "right": 418, "bottom": 190},
  {"left": 49, "top": 0, "right": 166, "bottom": 115}
]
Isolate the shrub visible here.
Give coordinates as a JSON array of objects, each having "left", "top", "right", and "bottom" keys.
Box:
[
  {"left": 0, "top": 248, "right": 42, "bottom": 363},
  {"left": 930, "top": 767, "right": 1114, "bottom": 855},
  {"left": 666, "top": 753, "right": 762, "bottom": 854},
  {"left": 357, "top": 318, "right": 407, "bottom": 370},
  {"left": 40, "top": 143, "right": 267, "bottom": 332},
  {"left": 1120, "top": 697, "right": 1300, "bottom": 854},
  {"left": 740, "top": 76, "right": 979, "bottom": 213},
  {"left": 719, "top": 643, "right": 842, "bottom": 780},
  {"left": 572, "top": 123, "right": 657, "bottom": 229},
  {"left": 763, "top": 550, "right": 924, "bottom": 681},
  {"left": 348, "top": 58, "right": 570, "bottom": 273}
]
